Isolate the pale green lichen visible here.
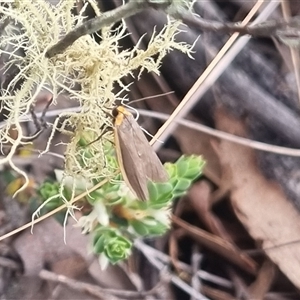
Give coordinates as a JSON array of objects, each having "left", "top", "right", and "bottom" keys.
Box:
[{"left": 0, "top": 0, "right": 194, "bottom": 203}]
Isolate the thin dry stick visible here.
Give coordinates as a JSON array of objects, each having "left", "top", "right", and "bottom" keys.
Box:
[
  {"left": 135, "top": 239, "right": 233, "bottom": 288},
  {"left": 150, "top": 0, "right": 279, "bottom": 150},
  {"left": 191, "top": 245, "right": 202, "bottom": 300},
  {"left": 140, "top": 110, "right": 300, "bottom": 156},
  {"left": 0, "top": 177, "right": 111, "bottom": 242},
  {"left": 40, "top": 269, "right": 162, "bottom": 299},
  {"left": 134, "top": 239, "right": 210, "bottom": 300},
  {"left": 13, "top": 105, "right": 300, "bottom": 157},
  {"left": 46, "top": 0, "right": 167, "bottom": 57}
]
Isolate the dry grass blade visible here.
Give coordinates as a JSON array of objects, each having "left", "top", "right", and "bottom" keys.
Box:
[{"left": 0, "top": 176, "right": 111, "bottom": 242}]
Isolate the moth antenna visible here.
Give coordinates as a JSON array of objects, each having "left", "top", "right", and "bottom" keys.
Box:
[
  {"left": 122, "top": 101, "right": 163, "bottom": 143},
  {"left": 122, "top": 102, "right": 140, "bottom": 121},
  {"left": 128, "top": 91, "right": 175, "bottom": 105},
  {"left": 140, "top": 126, "right": 164, "bottom": 144}
]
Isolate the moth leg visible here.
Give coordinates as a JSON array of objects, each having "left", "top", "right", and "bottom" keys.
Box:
[{"left": 85, "top": 124, "right": 113, "bottom": 147}]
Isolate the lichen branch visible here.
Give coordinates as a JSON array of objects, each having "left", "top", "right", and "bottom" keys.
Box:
[{"left": 46, "top": 0, "right": 151, "bottom": 57}]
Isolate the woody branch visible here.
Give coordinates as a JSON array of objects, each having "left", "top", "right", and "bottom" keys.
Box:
[{"left": 46, "top": 0, "right": 300, "bottom": 58}]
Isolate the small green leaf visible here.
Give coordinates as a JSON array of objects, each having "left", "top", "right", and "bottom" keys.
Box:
[
  {"left": 148, "top": 202, "right": 169, "bottom": 209},
  {"left": 147, "top": 181, "right": 158, "bottom": 201},
  {"left": 131, "top": 218, "right": 168, "bottom": 236},
  {"left": 135, "top": 201, "right": 148, "bottom": 210},
  {"left": 176, "top": 159, "right": 189, "bottom": 177},
  {"left": 151, "top": 192, "right": 173, "bottom": 205},
  {"left": 184, "top": 167, "right": 202, "bottom": 180},
  {"left": 93, "top": 233, "right": 107, "bottom": 253},
  {"left": 169, "top": 177, "right": 179, "bottom": 189},
  {"left": 149, "top": 182, "right": 173, "bottom": 202},
  {"left": 164, "top": 163, "right": 177, "bottom": 178},
  {"left": 38, "top": 181, "right": 60, "bottom": 200},
  {"left": 174, "top": 178, "right": 191, "bottom": 193},
  {"left": 130, "top": 220, "right": 149, "bottom": 235},
  {"left": 147, "top": 222, "right": 168, "bottom": 235},
  {"left": 155, "top": 182, "right": 173, "bottom": 196}
]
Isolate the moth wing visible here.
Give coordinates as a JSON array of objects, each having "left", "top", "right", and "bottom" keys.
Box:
[
  {"left": 131, "top": 123, "right": 169, "bottom": 183},
  {"left": 116, "top": 114, "right": 168, "bottom": 201},
  {"left": 115, "top": 116, "right": 149, "bottom": 201}
]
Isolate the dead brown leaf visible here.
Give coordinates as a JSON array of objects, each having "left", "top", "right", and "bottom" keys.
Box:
[
  {"left": 213, "top": 107, "right": 300, "bottom": 288},
  {"left": 14, "top": 216, "right": 138, "bottom": 292},
  {"left": 13, "top": 218, "right": 79, "bottom": 276}
]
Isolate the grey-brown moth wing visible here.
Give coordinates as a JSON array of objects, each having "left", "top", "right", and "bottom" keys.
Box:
[{"left": 115, "top": 113, "right": 168, "bottom": 201}]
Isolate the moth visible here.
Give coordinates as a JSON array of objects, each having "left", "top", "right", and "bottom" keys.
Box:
[{"left": 113, "top": 106, "right": 169, "bottom": 201}]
